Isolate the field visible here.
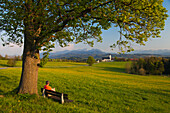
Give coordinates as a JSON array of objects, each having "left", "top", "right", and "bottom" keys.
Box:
[{"left": 0, "top": 60, "right": 170, "bottom": 113}]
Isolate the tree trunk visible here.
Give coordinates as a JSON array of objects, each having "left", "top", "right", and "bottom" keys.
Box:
[{"left": 18, "top": 33, "right": 40, "bottom": 95}]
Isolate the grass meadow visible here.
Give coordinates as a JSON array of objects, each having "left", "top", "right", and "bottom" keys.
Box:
[{"left": 0, "top": 60, "right": 170, "bottom": 113}]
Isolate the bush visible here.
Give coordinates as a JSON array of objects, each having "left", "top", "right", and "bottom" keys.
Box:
[
  {"left": 130, "top": 62, "right": 139, "bottom": 74},
  {"left": 139, "top": 68, "right": 146, "bottom": 75},
  {"left": 7, "top": 59, "right": 17, "bottom": 67},
  {"left": 125, "top": 63, "right": 131, "bottom": 74},
  {"left": 87, "top": 56, "right": 96, "bottom": 66}
]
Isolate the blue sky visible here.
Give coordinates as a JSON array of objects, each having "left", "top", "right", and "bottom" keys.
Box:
[{"left": 0, "top": 0, "right": 170, "bottom": 56}]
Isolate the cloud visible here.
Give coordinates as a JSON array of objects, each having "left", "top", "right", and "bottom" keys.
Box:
[
  {"left": 0, "top": 42, "right": 75, "bottom": 56},
  {"left": 0, "top": 44, "right": 23, "bottom": 56},
  {"left": 51, "top": 43, "right": 75, "bottom": 52},
  {"left": 60, "top": 43, "right": 74, "bottom": 51}
]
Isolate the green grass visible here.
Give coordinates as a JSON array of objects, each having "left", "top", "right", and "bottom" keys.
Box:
[
  {"left": 0, "top": 61, "right": 170, "bottom": 113},
  {"left": 0, "top": 60, "right": 85, "bottom": 68},
  {"left": 43, "top": 61, "right": 87, "bottom": 68},
  {"left": 0, "top": 60, "right": 22, "bottom": 67}
]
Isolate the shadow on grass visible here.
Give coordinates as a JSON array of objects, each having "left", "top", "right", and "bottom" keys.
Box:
[
  {"left": 0, "top": 89, "right": 4, "bottom": 95},
  {"left": 5, "top": 87, "right": 19, "bottom": 96},
  {"left": 0, "top": 76, "right": 10, "bottom": 81},
  {"left": 47, "top": 96, "right": 61, "bottom": 103},
  {"left": 0, "top": 76, "right": 11, "bottom": 95},
  {"left": 101, "top": 67, "right": 125, "bottom": 73},
  {"left": 132, "top": 88, "right": 170, "bottom": 101},
  {"left": 4, "top": 87, "right": 39, "bottom": 101},
  {"left": 0, "top": 75, "right": 10, "bottom": 81},
  {"left": 147, "top": 90, "right": 170, "bottom": 98},
  {"left": 0, "top": 64, "right": 8, "bottom": 67}
]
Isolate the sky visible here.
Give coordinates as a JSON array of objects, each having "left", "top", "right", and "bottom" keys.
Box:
[{"left": 0, "top": 0, "right": 170, "bottom": 56}]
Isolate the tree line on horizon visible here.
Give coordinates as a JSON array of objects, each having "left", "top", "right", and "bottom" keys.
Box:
[
  {"left": 1, "top": 54, "right": 170, "bottom": 76},
  {"left": 126, "top": 57, "right": 170, "bottom": 75}
]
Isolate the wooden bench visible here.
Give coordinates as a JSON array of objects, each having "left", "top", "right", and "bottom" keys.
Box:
[{"left": 41, "top": 88, "right": 73, "bottom": 104}]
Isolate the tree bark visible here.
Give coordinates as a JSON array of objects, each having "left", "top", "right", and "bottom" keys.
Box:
[
  {"left": 18, "top": 31, "right": 40, "bottom": 95},
  {"left": 17, "top": 2, "right": 41, "bottom": 94}
]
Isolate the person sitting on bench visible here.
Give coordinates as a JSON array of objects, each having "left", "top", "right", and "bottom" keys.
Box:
[{"left": 44, "top": 81, "right": 55, "bottom": 91}]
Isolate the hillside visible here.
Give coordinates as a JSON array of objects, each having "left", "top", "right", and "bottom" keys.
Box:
[
  {"left": 41, "top": 49, "right": 170, "bottom": 59},
  {"left": 49, "top": 49, "right": 106, "bottom": 59},
  {"left": 0, "top": 61, "right": 170, "bottom": 112}
]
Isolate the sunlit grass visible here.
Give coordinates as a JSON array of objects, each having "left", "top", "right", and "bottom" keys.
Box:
[
  {"left": 0, "top": 61, "right": 170, "bottom": 113},
  {"left": 44, "top": 61, "right": 87, "bottom": 68},
  {"left": 0, "top": 60, "right": 22, "bottom": 67},
  {"left": 0, "top": 60, "right": 86, "bottom": 68}
]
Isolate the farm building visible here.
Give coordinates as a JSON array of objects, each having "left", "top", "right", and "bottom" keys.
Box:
[{"left": 102, "top": 55, "right": 113, "bottom": 62}]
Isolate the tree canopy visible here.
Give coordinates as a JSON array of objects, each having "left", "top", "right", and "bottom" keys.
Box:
[
  {"left": 87, "top": 56, "right": 96, "bottom": 66},
  {"left": 1, "top": 0, "right": 168, "bottom": 53}
]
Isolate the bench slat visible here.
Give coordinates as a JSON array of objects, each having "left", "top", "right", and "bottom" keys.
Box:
[
  {"left": 41, "top": 88, "right": 72, "bottom": 103},
  {"left": 45, "top": 90, "right": 68, "bottom": 99}
]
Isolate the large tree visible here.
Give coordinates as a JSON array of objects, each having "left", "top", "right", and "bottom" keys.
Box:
[{"left": 0, "top": 0, "right": 168, "bottom": 94}]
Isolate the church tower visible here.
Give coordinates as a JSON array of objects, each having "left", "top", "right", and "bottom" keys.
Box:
[{"left": 109, "top": 55, "right": 111, "bottom": 60}]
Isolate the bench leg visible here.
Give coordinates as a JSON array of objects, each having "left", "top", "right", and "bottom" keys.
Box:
[
  {"left": 42, "top": 89, "right": 46, "bottom": 98},
  {"left": 61, "top": 93, "right": 64, "bottom": 104}
]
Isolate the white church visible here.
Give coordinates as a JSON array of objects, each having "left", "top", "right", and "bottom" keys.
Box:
[{"left": 102, "top": 55, "right": 112, "bottom": 62}]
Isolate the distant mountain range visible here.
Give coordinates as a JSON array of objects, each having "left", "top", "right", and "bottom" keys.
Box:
[
  {"left": 40, "top": 49, "right": 170, "bottom": 59},
  {"left": 48, "top": 49, "right": 107, "bottom": 59},
  {"left": 130, "top": 49, "right": 170, "bottom": 56}
]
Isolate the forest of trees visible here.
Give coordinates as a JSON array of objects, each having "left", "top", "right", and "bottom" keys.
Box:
[
  {"left": 0, "top": 54, "right": 21, "bottom": 60},
  {"left": 126, "top": 57, "right": 170, "bottom": 75}
]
